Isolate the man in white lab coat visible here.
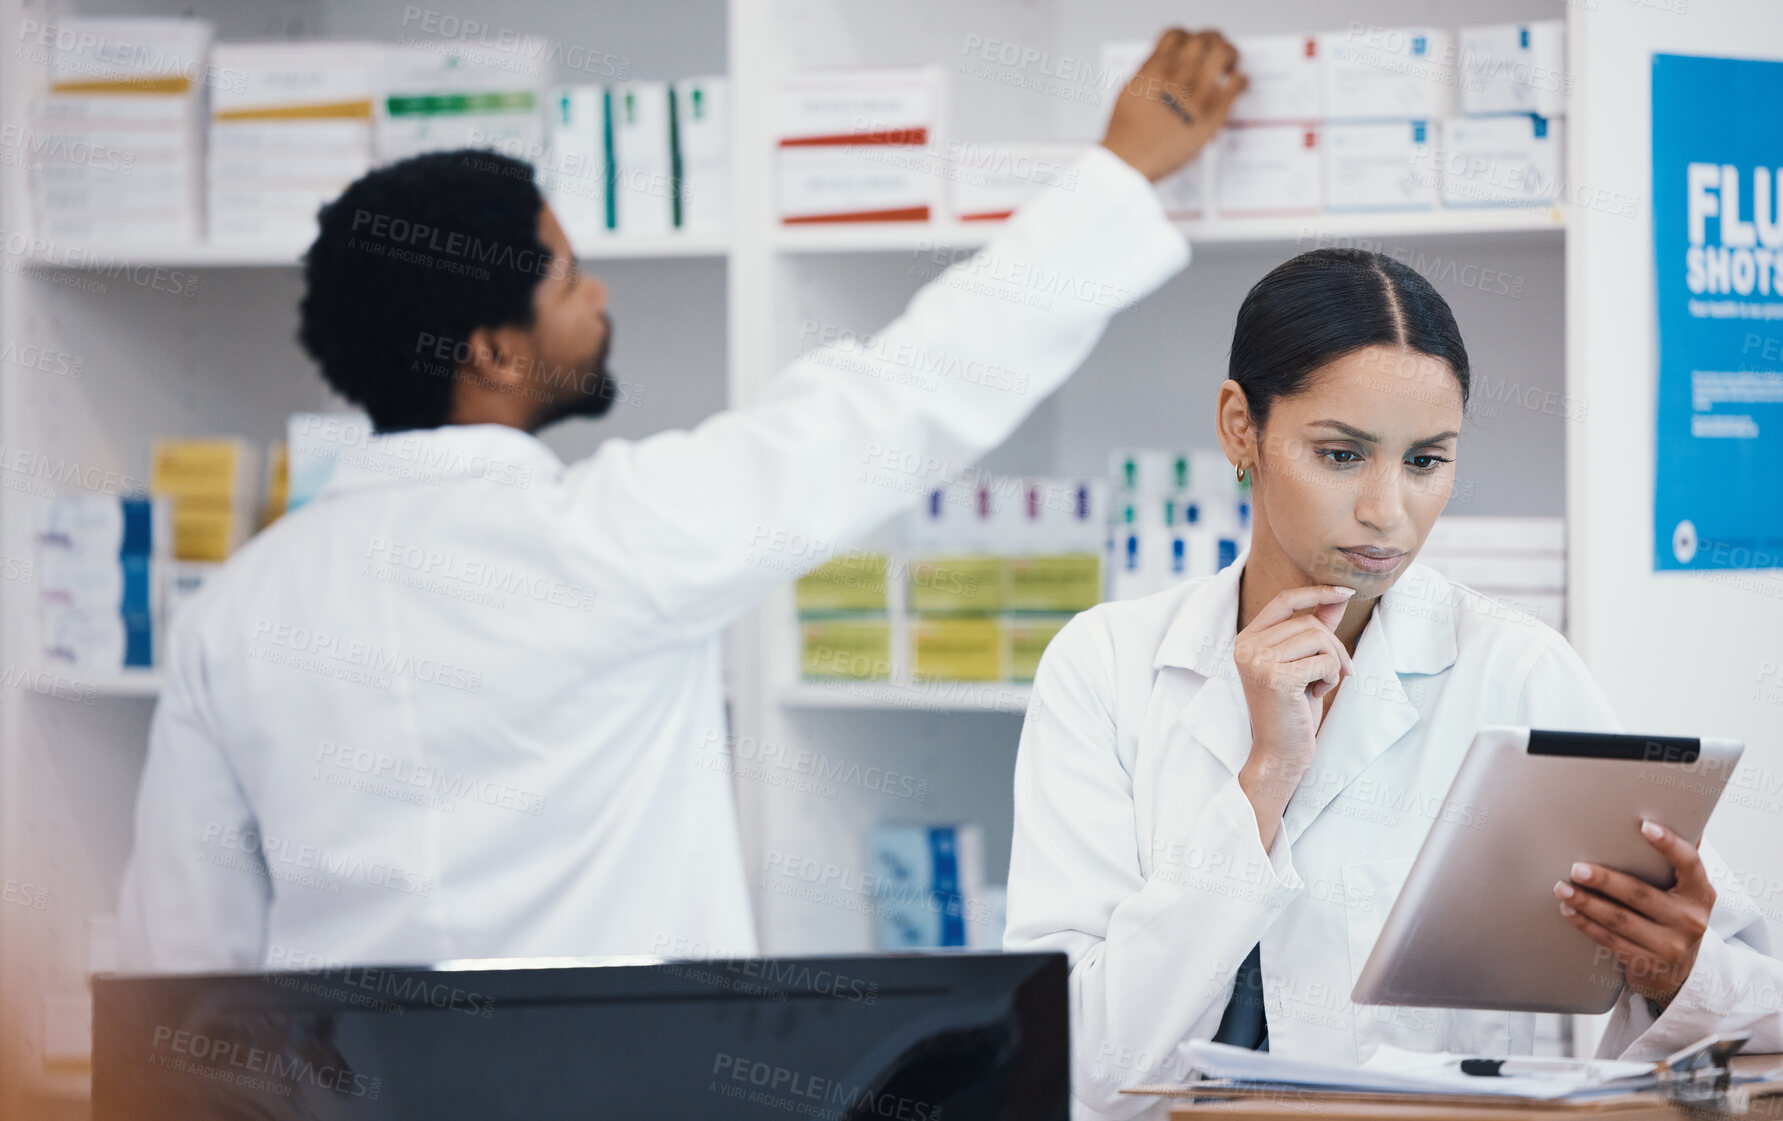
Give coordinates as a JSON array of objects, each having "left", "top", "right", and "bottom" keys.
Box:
[{"left": 118, "top": 31, "right": 1249, "bottom": 971}]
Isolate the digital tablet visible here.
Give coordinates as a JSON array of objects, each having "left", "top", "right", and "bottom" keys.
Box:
[{"left": 1351, "top": 727, "right": 1744, "bottom": 1014}]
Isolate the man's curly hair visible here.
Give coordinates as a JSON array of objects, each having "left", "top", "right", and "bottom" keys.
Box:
[{"left": 298, "top": 150, "right": 550, "bottom": 433}]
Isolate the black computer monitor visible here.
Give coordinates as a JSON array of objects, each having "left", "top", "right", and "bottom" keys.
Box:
[{"left": 93, "top": 951, "right": 1068, "bottom": 1120}]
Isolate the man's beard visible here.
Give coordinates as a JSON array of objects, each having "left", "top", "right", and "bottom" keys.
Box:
[{"left": 536, "top": 317, "right": 618, "bottom": 428}]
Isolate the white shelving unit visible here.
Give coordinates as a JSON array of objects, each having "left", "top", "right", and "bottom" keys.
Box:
[
  {"left": 772, "top": 206, "right": 1562, "bottom": 254},
  {"left": 780, "top": 680, "right": 1033, "bottom": 714},
  {"left": 15, "top": 232, "right": 732, "bottom": 269},
  {"left": 0, "top": 0, "right": 1634, "bottom": 1112}
]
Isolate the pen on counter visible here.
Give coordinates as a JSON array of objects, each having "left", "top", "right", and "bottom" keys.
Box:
[{"left": 1460, "top": 1058, "right": 1601, "bottom": 1078}]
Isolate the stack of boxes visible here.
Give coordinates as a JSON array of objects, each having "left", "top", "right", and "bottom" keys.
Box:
[
  {"left": 906, "top": 479, "right": 1105, "bottom": 684},
  {"left": 1440, "top": 22, "right": 1567, "bottom": 208},
  {"left": 906, "top": 484, "right": 1009, "bottom": 684},
  {"left": 1040, "top": 23, "right": 1564, "bottom": 223},
  {"left": 149, "top": 437, "right": 259, "bottom": 564},
  {"left": 795, "top": 476, "right": 1105, "bottom": 686},
  {"left": 38, "top": 496, "right": 168, "bottom": 671},
  {"left": 1318, "top": 26, "right": 1453, "bottom": 213},
  {"left": 795, "top": 548, "right": 895, "bottom": 683},
  {"left": 36, "top": 436, "right": 290, "bottom": 673},
  {"left": 207, "top": 42, "right": 377, "bottom": 244},
  {"left": 30, "top": 17, "right": 210, "bottom": 242},
  {"left": 23, "top": 19, "right": 733, "bottom": 248},
  {"left": 1106, "top": 449, "right": 1251, "bottom": 602},
  {"left": 529, "top": 76, "right": 731, "bottom": 244},
  {"left": 773, "top": 67, "right": 943, "bottom": 224}
]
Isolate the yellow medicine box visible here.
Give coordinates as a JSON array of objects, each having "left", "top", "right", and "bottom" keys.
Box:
[
  {"left": 1005, "top": 614, "right": 1074, "bottom": 683},
  {"left": 795, "top": 552, "right": 890, "bottom": 614},
  {"left": 908, "top": 554, "right": 1005, "bottom": 614},
  {"left": 1006, "top": 553, "right": 1102, "bottom": 613},
  {"left": 800, "top": 616, "right": 892, "bottom": 680},
  {"left": 912, "top": 616, "right": 1003, "bottom": 682}
]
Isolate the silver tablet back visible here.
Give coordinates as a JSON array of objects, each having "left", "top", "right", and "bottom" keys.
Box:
[{"left": 1351, "top": 726, "right": 1744, "bottom": 1013}]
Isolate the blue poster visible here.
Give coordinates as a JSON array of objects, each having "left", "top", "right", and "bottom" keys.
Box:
[{"left": 1651, "top": 54, "right": 1783, "bottom": 571}]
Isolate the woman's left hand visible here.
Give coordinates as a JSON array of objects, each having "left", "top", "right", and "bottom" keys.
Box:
[{"left": 1553, "top": 820, "right": 1716, "bottom": 1012}]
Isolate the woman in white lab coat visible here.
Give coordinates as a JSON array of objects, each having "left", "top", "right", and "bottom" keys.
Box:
[{"left": 1004, "top": 248, "right": 1783, "bottom": 1120}]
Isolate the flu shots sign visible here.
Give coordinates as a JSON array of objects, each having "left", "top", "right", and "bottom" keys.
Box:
[{"left": 1652, "top": 54, "right": 1783, "bottom": 571}]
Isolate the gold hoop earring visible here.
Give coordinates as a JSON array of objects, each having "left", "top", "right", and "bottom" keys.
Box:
[{"left": 1235, "top": 465, "right": 1247, "bottom": 483}]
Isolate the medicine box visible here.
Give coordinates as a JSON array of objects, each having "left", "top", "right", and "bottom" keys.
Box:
[
  {"left": 209, "top": 41, "right": 379, "bottom": 119},
  {"left": 800, "top": 616, "right": 892, "bottom": 681},
  {"left": 672, "top": 76, "right": 730, "bottom": 232},
  {"left": 908, "top": 555, "right": 1005, "bottom": 614},
  {"left": 795, "top": 553, "right": 891, "bottom": 614},
  {"left": 1005, "top": 615, "right": 1072, "bottom": 683},
  {"left": 49, "top": 16, "right": 213, "bottom": 85},
  {"left": 870, "top": 824, "right": 986, "bottom": 950},
  {"left": 1434, "top": 114, "right": 1563, "bottom": 207},
  {"left": 376, "top": 39, "right": 545, "bottom": 164},
  {"left": 1214, "top": 124, "right": 1322, "bottom": 216},
  {"left": 949, "top": 142, "right": 1087, "bottom": 222},
  {"left": 610, "top": 81, "right": 674, "bottom": 235},
  {"left": 1458, "top": 21, "right": 1567, "bottom": 118},
  {"left": 1324, "top": 120, "right": 1437, "bottom": 211},
  {"left": 912, "top": 616, "right": 1003, "bottom": 682},
  {"left": 1319, "top": 26, "right": 1455, "bottom": 121},
  {"left": 1005, "top": 555, "right": 1101, "bottom": 613},
  {"left": 1228, "top": 34, "right": 1323, "bottom": 123},
  {"left": 774, "top": 67, "right": 943, "bottom": 224},
  {"left": 537, "top": 87, "right": 606, "bottom": 240}
]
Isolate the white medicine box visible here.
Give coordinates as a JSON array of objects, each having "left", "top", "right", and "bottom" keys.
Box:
[
  {"left": 1458, "top": 22, "right": 1568, "bottom": 118},
  {"left": 1433, "top": 115, "right": 1564, "bottom": 208},
  {"left": 1324, "top": 121, "right": 1437, "bottom": 212},
  {"left": 610, "top": 81, "right": 674, "bottom": 235},
  {"left": 949, "top": 142, "right": 1088, "bottom": 222},
  {"left": 1229, "top": 34, "right": 1322, "bottom": 123},
  {"left": 1214, "top": 124, "right": 1322, "bottom": 217},
  {"left": 673, "top": 76, "right": 730, "bottom": 233},
  {"left": 1319, "top": 25, "right": 1455, "bottom": 121},
  {"left": 539, "top": 86, "right": 606, "bottom": 241},
  {"left": 773, "top": 67, "right": 943, "bottom": 224}
]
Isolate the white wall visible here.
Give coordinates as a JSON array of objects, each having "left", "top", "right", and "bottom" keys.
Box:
[{"left": 1567, "top": 0, "right": 1783, "bottom": 1052}]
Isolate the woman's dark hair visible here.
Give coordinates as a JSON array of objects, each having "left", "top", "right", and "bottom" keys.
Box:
[
  {"left": 1227, "top": 248, "right": 1470, "bottom": 425},
  {"left": 299, "top": 150, "right": 550, "bottom": 433}
]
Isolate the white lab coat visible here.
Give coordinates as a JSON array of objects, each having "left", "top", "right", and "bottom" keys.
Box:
[
  {"left": 1005, "top": 555, "right": 1783, "bottom": 1120},
  {"left": 118, "top": 145, "right": 1194, "bottom": 973}
]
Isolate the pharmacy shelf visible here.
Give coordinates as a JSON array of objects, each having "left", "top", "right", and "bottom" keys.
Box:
[
  {"left": 781, "top": 680, "right": 1031, "bottom": 714},
  {"left": 20, "top": 231, "right": 732, "bottom": 270},
  {"left": 770, "top": 206, "right": 1564, "bottom": 254},
  {"left": 54, "top": 668, "right": 164, "bottom": 699}
]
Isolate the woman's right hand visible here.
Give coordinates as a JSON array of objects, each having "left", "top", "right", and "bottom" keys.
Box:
[{"left": 1232, "top": 585, "right": 1356, "bottom": 770}]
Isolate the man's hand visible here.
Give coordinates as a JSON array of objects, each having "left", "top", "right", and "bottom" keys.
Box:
[
  {"left": 1555, "top": 820, "right": 1717, "bottom": 1013},
  {"left": 1102, "top": 29, "right": 1247, "bottom": 183}
]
